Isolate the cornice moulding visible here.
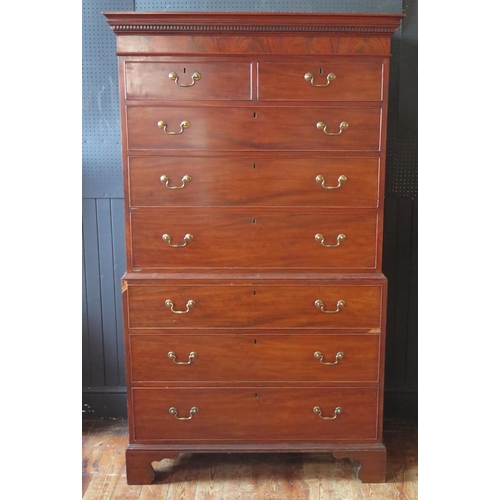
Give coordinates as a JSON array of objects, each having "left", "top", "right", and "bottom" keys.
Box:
[{"left": 103, "top": 12, "right": 404, "bottom": 36}]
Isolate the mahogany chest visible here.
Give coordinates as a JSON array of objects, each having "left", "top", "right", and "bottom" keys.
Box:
[{"left": 104, "top": 11, "right": 403, "bottom": 484}]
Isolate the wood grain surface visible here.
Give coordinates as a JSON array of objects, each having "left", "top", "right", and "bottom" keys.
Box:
[
  {"left": 130, "top": 387, "right": 379, "bottom": 442},
  {"left": 126, "top": 283, "right": 382, "bottom": 330},
  {"left": 126, "top": 106, "right": 382, "bottom": 152},
  {"left": 257, "top": 61, "right": 383, "bottom": 101},
  {"left": 82, "top": 417, "right": 417, "bottom": 499},
  {"left": 125, "top": 61, "right": 252, "bottom": 101},
  {"left": 129, "top": 210, "right": 378, "bottom": 270},
  {"left": 127, "top": 156, "right": 381, "bottom": 209},
  {"left": 128, "top": 333, "right": 380, "bottom": 384}
]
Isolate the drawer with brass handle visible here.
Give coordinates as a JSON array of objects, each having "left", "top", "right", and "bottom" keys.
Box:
[
  {"left": 129, "top": 210, "right": 378, "bottom": 270},
  {"left": 257, "top": 61, "right": 383, "bottom": 101},
  {"left": 126, "top": 283, "right": 383, "bottom": 330},
  {"left": 127, "top": 156, "right": 380, "bottom": 209},
  {"left": 130, "top": 387, "right": 379, "bottom": 442},
  {"left": 124, "top": 61, "right": 252, "bottom": 100},
  {"left": 129, "top": 333, "right": 380, "bottom": 383},
  {"left": 125, "top": 106, "right": 381, "bottom": 151}
]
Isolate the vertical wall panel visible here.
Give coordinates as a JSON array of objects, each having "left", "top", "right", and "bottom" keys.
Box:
[
  {"left": 392, "top": 199, "right": 414, "bottom": 387},
  {"left": 406, "top": 199, "right": 418, "bottom": 389},
  {"left": 82, "top": 245, "right": 91, "bottom": 387},
  {"left": 96, "top": 199, "right": 120, "bottom": 387},
  {"left": 82, "top": 199, "right": 105, "bottom": 387},
  {"left": 382, "top": 198, "right": 399, "bottom": 387}
]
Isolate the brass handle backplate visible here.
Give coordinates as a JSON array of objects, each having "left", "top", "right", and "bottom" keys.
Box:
[
  {"left": 316, "top": 121, "right": 349, "bottom": 136},
  {"left": 315, "top": 233, "right": 346, "bottom": 248},
  {"left": 316, "top": 174, "right": 347, "bottom": 190},
  {"left": 315, "top": 299, "right": 345, "bottom": 314},
  {"left": 165, "top": 299, "right": 196, "bottom": 314},
  {"left": 169, "top": 71, "right": 201, "bottom": 87},
  {"left": 158, "top": 120, "right": 190, "bottom": 135},
  {"left": 314, "top": 351, "right": 344, "bottom": 365},
  {"left": 304, "top": 72, "right": 336, "bottom": 87},
  {"left": 160, "top": 174, "right": 192, "bottom": 189},
  {"left": 162, "top": 233, "right": 193, "bottom": 247},
  {"left": 313, "top": 406, "right": 343, "bottom": 420},
  {"left": 169, "top": 407, "right": 199, "bottom": 420},
  {"left": 168, "top": 351, "right": 197, "bottom": 365}
]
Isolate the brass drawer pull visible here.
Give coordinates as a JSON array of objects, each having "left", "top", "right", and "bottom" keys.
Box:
[
  {"left": 169, "top": 407, "right": 199, "bottom": 420},
  {"left": 315, "top": 233, "right": 346, "bottom": 248},
  {"left": 316, "top": 174, "right": 347, "bottom": 189},
  {"left": 313, "top": 406, "right": 343, "bottom": 420},
  {"left": 160, "top": 174, "right": 192, "bottom": 189},
  {"left": 316, "top": 121, "right": 349, "bottom": 136},
  {"left": 165, "top": 299, "right": 196, "bottom": 314},
  {"left": 169, "top": 71, "right": 201, "bottom": 87},
  {"left": 162, "top": 233, "right": 193, "bottom": 247},
  {"left": 315, "top": 299, "right": 345, "bottom": 314},
  {"left": 158, "top": 120, "right": 190, "bottom": 135},
  {"left": 304, "top": 72, "right": 336, "bottom": 87},
  {"left": 314, "top": 351, "right": 344, "bottom": 365},
  {"left": 168, "top": 351, "right": 197, "bottom": 365}
]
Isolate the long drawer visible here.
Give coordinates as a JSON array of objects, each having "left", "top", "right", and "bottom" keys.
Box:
[
  {"left": 130, "top": 211, "right": 378, "bottom": 270},
  {"left": 127, "top": 156, "right": 380, "bottom": 208},
  {"left": 131, "top": 387, "right": 379, "bottom": 442},
  {"left": 126, "top": 284, "right": 382, "bottom": 329},
  {"left": 126, "top": 106, "right": 381, "bottom": 151},
  {"left": 129, "top": 333, "right": 380, "bottom": 383}
]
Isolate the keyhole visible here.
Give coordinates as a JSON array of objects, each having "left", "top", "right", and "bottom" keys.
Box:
[
  {"left": 255, "top": 393, "right": 258, "bottom": 398},
  {"left": 254, "top": 339, "right": 257, "bottom": 344},
  {"left": 319, "top": 67, "right": 323, "bottom": 74},
  {"left": 252, "top": 219, "right": 257, "bottom": 224},
  {"left": 253, "top": 290, "right": 257, "bottom": 295},
  {"left": 253, "top": 163, "right": 256, "bottom": 169},
  {"left": 183, "top": 67, "right": 187, "bottom": 73},
  {"left": 253, "top": 112, "right": 257, "bottom": 118}
]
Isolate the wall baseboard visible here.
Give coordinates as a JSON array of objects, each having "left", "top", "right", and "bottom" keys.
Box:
[
  {"left": 82, "top": 387, "right": 127, "bottom": 419},
  {"left": 384, "top": 390, "right": 418, "bottom": 419}
]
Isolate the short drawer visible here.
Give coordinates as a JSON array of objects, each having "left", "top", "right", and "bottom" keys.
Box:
[
  {"left": 128, "top": 156, "right": 380, "bottom": 208},
  {"left": 129, "top": 333, "right": 380, "bottom": 383},
  {"left": 126, "top": 106, "right": 381, "bottom": 151},
  {"left": 126, "top": 283, "right": 382, "bottom": 330},
  {"left": 124, "top": 61, "right": 251, "bottom": 101},
  {"left": 131, "top": 387, "right": 379, "bottom": 442},
  {"left": 258, "top": 61, "right": 383, "bottom": 101},
  {"left": 129, "top": 211, "right": 378, "bottom": 270}
]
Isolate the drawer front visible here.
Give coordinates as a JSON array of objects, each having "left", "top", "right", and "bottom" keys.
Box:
[
  {"left": 128, "top": 156, "right": 380, "bottom": 208},
  {"left": 129, "top": 334, "right": 380, "bottom": 383},
  {"left": 131, "top": 387, "right": 379, "bottom": 442},
  {"left": 130, "top": 211, "right": 378, "bottom": 270},
  {"left": 258, "top": 61, "right": 383, "bottom": 101},
  {"left": 127, "top": 284, "right": 382, "bottom": 329},
  {"left": 124, "top": 61, "right": 252, "bottom": 101},
  {"left": 126, "top": 106, "right": 381, "bottom": 151}
]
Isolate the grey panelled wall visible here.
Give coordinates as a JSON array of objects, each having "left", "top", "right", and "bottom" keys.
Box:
[{"left": 82, "top": 0, "right": 417, "bottom": 418}]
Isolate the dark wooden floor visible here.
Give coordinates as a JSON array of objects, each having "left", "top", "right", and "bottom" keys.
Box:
[{"left": 82, "top": 418, "right": 417, "bottom": 499}]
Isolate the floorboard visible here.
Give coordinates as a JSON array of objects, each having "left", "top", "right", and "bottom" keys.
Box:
[{"left": 82, "top": 418, "right": 418, "bottom": 500}]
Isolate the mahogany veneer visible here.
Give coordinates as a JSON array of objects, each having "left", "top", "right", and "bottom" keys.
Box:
[
  {"left": 104, "top": 11, "right": 403, "bottom": 485},
  {"left": 127, "top": 156, "right": 381, "bottom": 208}
]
